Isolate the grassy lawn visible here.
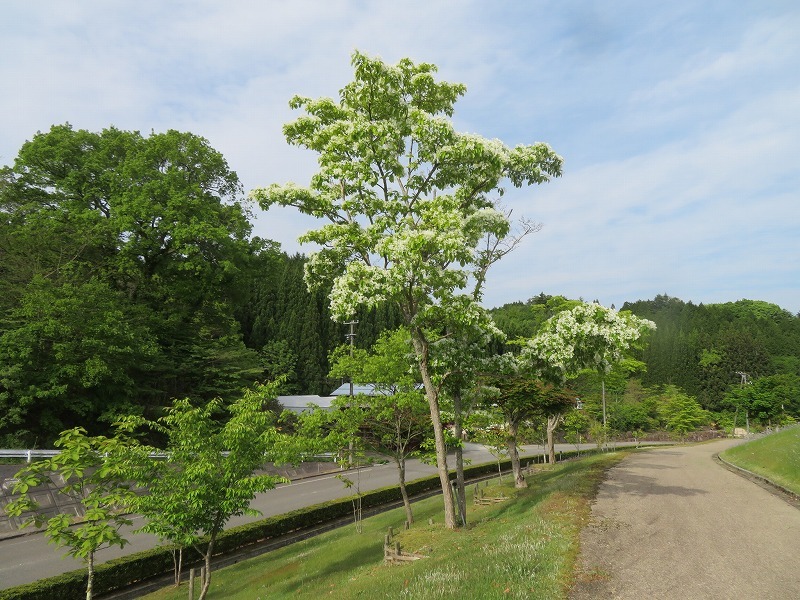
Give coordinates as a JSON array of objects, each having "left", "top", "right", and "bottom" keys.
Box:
[
  {"left": 142, "top": 452, "right": 624, "bottom": 600},
  {"left": 720, "top": 425, "right": 800, "bottom": 495}
]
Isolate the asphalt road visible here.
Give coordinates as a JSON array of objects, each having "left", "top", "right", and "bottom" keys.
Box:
[{"left": 571, "top": 439, "right": 800, "bottom": 599}]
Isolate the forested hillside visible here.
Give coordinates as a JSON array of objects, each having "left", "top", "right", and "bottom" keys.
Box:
[
  {"left": 491, "top": 293, "right": 800, "bottom": 429},
  {"left": 235, "top": 252, "right": 404, "bottom": 396},
  {"left": 622, "top": 295, "right": 800, "bottom": 408}
]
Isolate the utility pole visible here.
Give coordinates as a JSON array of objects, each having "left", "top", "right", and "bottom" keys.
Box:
[
  {"left": 345, "top": 320, "right": 358, "bottom": 396},
  {"left": 343, "top": 320, "right": 363, "bottom": 531},
  {"left": 735, "top": 371, "right": 750, "bottom": 435},
  {"left": 344, "top": 321, "right": 358, "bottom": 464},
  {"left": 601, "top": 379, "right": 607, "bottom": 428}
]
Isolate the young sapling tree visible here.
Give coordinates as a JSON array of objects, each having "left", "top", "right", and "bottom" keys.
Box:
[{"left": 5, "top": 427, "right": 142, "bottom": 600}]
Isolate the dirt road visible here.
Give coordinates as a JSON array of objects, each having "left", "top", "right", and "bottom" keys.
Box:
[{"left": 571, "top": 439, "right": 800, "bottom": 599}]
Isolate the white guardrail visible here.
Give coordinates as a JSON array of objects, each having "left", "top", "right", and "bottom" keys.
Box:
[
  {"left": 0, "top": 449, "right": 174, "bottom": 463},
  {"left": 0, "top": 449, "right": 61, "bottom": 462},
  {"left": 0, "top": 450, "right": 334, "bottom": 463}
]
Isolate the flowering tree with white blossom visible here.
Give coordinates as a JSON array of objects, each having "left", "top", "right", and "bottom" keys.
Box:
[
  {"left": 526, "top": 303, "right": 656, "bottom": 374},
  {"left": 251, "top": 51, "right": 562, "bottom": 528},
  {"left": 524, "top": 302, "right": 656, "bottom": 441}
]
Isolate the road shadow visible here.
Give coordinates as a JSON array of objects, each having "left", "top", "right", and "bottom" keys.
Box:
[
  {"left": 600, "top": 471, "right": 708, "bottom": 498},
  {"left": 621, "top": 461, "right": 678, "bottom": 470},
  {"left": 638, "top": 450, "right": 684, "bottom": 456}
]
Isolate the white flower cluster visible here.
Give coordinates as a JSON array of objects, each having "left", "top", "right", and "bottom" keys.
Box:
[
  {"left": 329, "top": 262, "right": 390, "bottom": 321},
  {"left": 462, "top": 207, "right": 510, "bottom": 244},
  {"left": 524, "top": 302, "right": 655, "bottom": 376}
]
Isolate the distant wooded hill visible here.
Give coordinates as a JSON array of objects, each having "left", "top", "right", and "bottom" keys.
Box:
[
  {"left": 489, "top": 293, "right": 800, "bottom": 412},
  {"left": 240, "top": 270, "right": 800, "bottom": 416}
]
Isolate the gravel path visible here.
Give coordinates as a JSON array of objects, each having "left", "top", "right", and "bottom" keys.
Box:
[{"left": 570, "top": 439, "right": 800, "bottom": 599}]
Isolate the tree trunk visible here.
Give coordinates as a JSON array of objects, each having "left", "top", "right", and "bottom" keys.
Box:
[
  {"left": 172, "top": 547, "right": 184, "bottom": 586},
  {"left": 602, "top": 379, "right": 607, "bottom": 427},
  {"left": 397, "top": 456, "right": 413, "bottom": 525},
  {"left": 198, "top": 537, "right": 215, "bottom": 600},
  {"left": 546, "top": 414, "right": 563, "bottom": 465},
  {"left": 452, "top": 389, "right": 467, "bottom": 526},
  {"left": 506, "top": 421, "right": 527, "bottom": 488},
  {"left": 411, "top": 330, "right": 457, "bottom": 529},
  {"left": 86, "top": 551, "right": 94, "bottom": 600}
]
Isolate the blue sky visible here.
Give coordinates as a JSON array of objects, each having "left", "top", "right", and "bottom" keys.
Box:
[{"left": 3, "top": 1, "right": 799, "bottom": 314}]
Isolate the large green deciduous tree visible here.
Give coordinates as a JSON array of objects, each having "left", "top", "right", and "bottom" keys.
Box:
[
  {"left": 0, "top": 125, "right": 263, "bottom": 443},
  {"left": 0, "top": 277, "right": 159, "bottom": 444},
  {"left": 252, "top": 51, "right": 562, "bottom": 528}
]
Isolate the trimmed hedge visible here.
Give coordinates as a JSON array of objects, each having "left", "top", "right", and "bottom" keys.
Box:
[{"left": 0, "top": 448, "right": 602, "bottom": 600}]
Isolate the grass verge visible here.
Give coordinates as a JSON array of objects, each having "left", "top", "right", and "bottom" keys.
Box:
[
  {"left": 142, "top": 451, "right": 625, "bottom": 600},
  {"left": 720, "top": 425, "right": 800, "bottom": 495}
]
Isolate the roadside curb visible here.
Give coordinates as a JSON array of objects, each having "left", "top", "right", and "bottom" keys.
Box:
[{"left": 715, "top": 452, "right": 800, "bottom": 508}]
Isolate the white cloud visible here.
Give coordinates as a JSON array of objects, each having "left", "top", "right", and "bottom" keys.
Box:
[
  {"left": 485, "top": 82, "right": 800, "bottom": 311},
  {"left": 1, "top": 1, "right": 798, "bottom": 313},
  {"left": 633, "top": 15, "right": 800, "bottom": 105}
]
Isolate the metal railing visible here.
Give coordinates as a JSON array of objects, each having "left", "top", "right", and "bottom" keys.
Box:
[
  {"left": 0, "top": 449, "right": 335, "bottom": 463},
  {"left": 0, "top": 449, "right": 60, "bottom": 463},
  {"left": 0, "top": 449, "right": 171, "bottom": 463}
]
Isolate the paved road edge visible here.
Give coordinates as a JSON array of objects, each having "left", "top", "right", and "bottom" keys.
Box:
[{"left": 714, "top": 452, "right": 800, "bottom": 509}]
